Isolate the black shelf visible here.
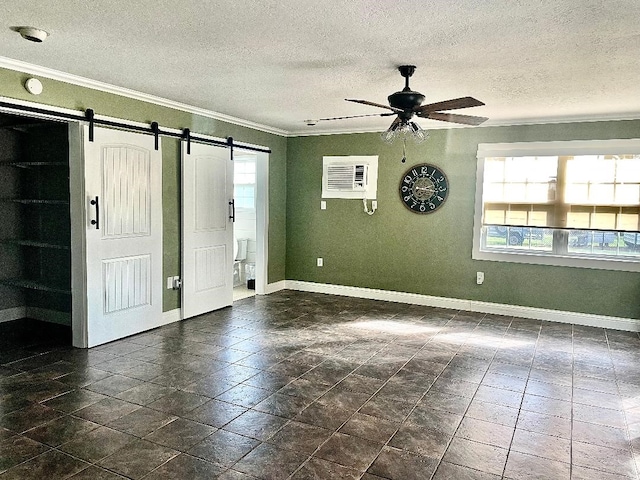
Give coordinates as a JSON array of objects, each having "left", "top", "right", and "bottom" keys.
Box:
[
  {"left": 0, "top": 161, "right": 68, "bottom": 169},
  {"left": 0, "top": 278, "right": 71, "bottom": 295},
  {"left": 0, "top": 239, "right": 70, "bottom": 250},
  {"left": 0, "top": 198, "right": 69, "bottom": 205}
]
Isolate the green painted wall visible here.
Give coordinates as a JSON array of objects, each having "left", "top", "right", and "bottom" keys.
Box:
[
  {"left": 286, "top": 120, "right": 640, "bottom": 320},
  {"left": 4, "top": 65, "right": 640, "bottom": 321},
  {"left": 0, "top": 67, "right": 287, "bottom": 312}
]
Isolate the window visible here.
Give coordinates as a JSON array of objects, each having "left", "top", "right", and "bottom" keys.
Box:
[
  {"left": 473, "top": 139, "right": 640, "bottom": 271},
  {"left": 234, "top": 159, "right": 256, "bottom": 209}
]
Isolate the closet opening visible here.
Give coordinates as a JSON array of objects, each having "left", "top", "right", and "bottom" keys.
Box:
[{"left": 0, "top": 112, "right": 72, "bottom": 353}]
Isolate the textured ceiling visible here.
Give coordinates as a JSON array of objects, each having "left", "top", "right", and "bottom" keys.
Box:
[{"left": 3, "top": 1, "right": 640, "bottom": 135}]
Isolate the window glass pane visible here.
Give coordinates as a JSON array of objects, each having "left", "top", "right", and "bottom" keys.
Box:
[
  {"left": 504, "top": 158, "right": 528, "bottom": 182},
  {"left": 483, "top": 227, "right": 553, "bottom": 251},
  {"left": 484, "top": 209, "right": 506, "bottom": 224},
  {"left": 568, "top": 230, "right": 617, "bottom": 253},
  {"left": 566, "top": 212, "right": 590, "bottom": 228},
  {"left": 505, "top": 210, "right": 528, "bottom": 225},
  {"left": 589, "top": 184, "right": 614, "bottom": 203},
  {"left": 565, "top": 155, "right": 640, "bottom": 206},
  {"left": 622, "top": 233, "right": 640, "bottom": 254},
  {"left": 484, "top": 159, "right": 504, "bottom": 182},
  {"left": 234, "top": 161, "right": 256, "bottom": 184},
  {"left": 528, "top": 157, "right": 558, "bottom": 182},
  {"left": 616, "top": 184, "right": 640, "bottom": 204},
  {"left": 483, "top": 157, "right": 557, "bottom": 205},
  {"left": 565, "top": 184, "right": 589, "bottom": 204},
  {"left": 526, "top": 184, "right": 551, "bottom": 202},
  {"left": 591, "top": 212, "right": 616, "bottom": 230},
  {"left": 567, "top": 156, "right": 616, "bottom": 183},
  {"left": 619, "top": 213, "right": 639, "bottom": 231},
  {"left": 529, "top": 211, "right": 548, "bottom": 226},
  {"left": 566, "top": 230, "right": 640, "bottom": 258},
  {"left": 483, "top": 183, "right": 505, "bottom": 202},
  {"left": 504, "top": 184, "right": 524, "bottom": 202},
  {"left": 234, "top": 183, "right": 255, "bottom": 209},
  {"left": 617, "top": 157, "right": 640, "bottom": 182}
]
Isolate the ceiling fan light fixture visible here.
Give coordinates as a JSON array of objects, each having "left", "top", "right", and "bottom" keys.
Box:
[
  {"left": 380, "top": 122, "right": 400, "bottom": 144},
  {"left": 408, "top": 121, "right": 428, "bottom": 143},
  {"left": 380, "top": 120, "right": 427, "bottom": 145}
]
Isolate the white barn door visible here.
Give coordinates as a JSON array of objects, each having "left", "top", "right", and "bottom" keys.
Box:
[
  {"left": 181, "top": 141, "right": 234, "bottom": 319},
  {"left": 83, "top": 126, "right": 163, "bottom": 347}
]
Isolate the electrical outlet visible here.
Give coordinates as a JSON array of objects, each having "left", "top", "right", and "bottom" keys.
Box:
[
  {"left": 321, "top": 200, "right": 327, "bottom": 210},
  {"left": 317, "top": 258, "right": 323, "bottom": 267},
  {"left": 167, "top": 276, "right": 173, "bottom": 290},
  {"left": 476, "top": 272, "right": 484, "bottom": 285},
  {"left": 372, "top": 200, "right": 378, "bottom": 209}
]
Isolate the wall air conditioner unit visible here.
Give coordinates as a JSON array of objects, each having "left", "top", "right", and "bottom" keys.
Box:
[{"left": 322, "top": 155, "right": 378, "bottom": 199}]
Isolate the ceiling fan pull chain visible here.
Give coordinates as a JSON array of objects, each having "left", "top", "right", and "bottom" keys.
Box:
[{"left": 401, "top": 137, "right": 407, "bottom": 163}]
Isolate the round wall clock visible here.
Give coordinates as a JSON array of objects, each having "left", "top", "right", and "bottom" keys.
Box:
[{"left": 399, "top": 163, "right": 449, "bottom": 213}]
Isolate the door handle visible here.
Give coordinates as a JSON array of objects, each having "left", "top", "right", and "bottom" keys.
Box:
[
  {"left": 229, "top": 199, "right": 235, "bottom": 222},
  {"left": 90, "top": 196, "right": 100, "bottom": 229}
]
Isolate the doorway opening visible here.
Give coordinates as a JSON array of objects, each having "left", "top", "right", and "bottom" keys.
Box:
[{"left": 233, "top": 153, "right": 258, "bottom": 301}]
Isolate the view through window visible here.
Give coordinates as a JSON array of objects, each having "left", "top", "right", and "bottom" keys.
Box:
[
  {"left": 234, "top": 159, "right": 256, "bottom": 209},
  {"left": 474, "top": 140, "right": 640, "bottom": 269}
]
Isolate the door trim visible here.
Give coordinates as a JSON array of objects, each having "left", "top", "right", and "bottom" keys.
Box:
[
  {"left": 235, "top": 148, "right": 270, "bottom": 296},
  {"left": 68, "top": 122, "right": 88, "bottom": 347}
]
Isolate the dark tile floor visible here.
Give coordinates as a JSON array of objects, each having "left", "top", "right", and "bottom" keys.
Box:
[{"left": 1, "top": 290, "right": 640, "bottom": 479}]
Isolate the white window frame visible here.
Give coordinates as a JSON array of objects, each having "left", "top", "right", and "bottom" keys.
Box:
[{"left": 472, "top": 138, "right": 640, "bottom": 273}]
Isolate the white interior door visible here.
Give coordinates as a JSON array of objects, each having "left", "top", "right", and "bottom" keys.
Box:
[
  {"left": 181, "top": 141, "right": 234, "bottom": 319},
  {"left": 83, "top": 126, "right": 163, "bottom": 347}
]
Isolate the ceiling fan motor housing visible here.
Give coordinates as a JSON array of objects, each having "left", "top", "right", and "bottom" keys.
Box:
[
  {"left": 389, "top": 65, "right": 424, "bottom": 114},
  {"left": 388, "top": 90, "right": 425, "bottom": 111}
]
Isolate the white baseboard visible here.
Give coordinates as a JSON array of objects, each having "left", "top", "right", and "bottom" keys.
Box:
[
  {"left": 285, "top": 280, "right": 640, "bottom": 332},
  {"left": 264, "top": 280, "right": 286, "bottom": 295},
  {"left": 0, "top": 307, "right": 26, "bottom": 323}
]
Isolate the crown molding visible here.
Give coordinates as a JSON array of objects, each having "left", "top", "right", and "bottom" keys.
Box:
[
  {"left": 288, "top": 112, "right": 640, "bottom": 137},
  {"left": 3, "top": 57, "right": 639, "bottom": 139},
  {"left": 0, "top": 56, "right": 288, "bottom": 137}
]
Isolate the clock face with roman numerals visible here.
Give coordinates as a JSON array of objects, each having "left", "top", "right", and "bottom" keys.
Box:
[{"left": 399, "top": 163, "right": 449, "bottom": 214}]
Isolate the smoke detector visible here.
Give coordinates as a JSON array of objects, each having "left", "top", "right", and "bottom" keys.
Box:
[{"left": 17, "top": 27, "right": 49, "bottom": 43}]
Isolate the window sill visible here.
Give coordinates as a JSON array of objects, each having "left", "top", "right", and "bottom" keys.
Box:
[{"left": 472, "top": 247, "right": 640, "bottom": 273}]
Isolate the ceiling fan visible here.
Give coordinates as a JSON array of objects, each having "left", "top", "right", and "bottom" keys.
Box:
[{"left": 307, "top": 65, "right": 488, "bottom": 144}]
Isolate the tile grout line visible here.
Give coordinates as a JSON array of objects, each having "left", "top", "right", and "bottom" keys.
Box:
[
  {"left": 569, "top": 323, "right": 575, "bottom": 480},
  {"left": 495, "top": 320, "right": 541, "bottom": 480},
  {"left": 285, "top": 309, "right": 462, "bottom": 479},
  {"left": 428, "top": 314, "right": 529, "bottom": 480},
  {"left": 604, "top": 328, "right": 640, "bottom": 480},
  {"left": 215, "top": 309, "right": 394, "bottom": 478}
]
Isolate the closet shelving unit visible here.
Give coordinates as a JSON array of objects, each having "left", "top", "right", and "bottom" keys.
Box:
[{"left": 0, "top": 120, "right": 72, "bottom": 322}]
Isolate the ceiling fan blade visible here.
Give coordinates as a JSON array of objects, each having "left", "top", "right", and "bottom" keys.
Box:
[
  {"left": 415, "top": 96, "right": 485, "bottom": 114},
  {"left": 317, "top": 112, "right": 396, "bottom": 121},
  {"left": 345, "top": 98, "right": 403, "bottom": 113},
  {"left": 422, "top": 112, "right": 489, "bottom": 126}
]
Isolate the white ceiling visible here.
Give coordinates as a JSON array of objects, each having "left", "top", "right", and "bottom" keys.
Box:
[{"left": 3, "top": 1, "right": 640, "bottom": 136}]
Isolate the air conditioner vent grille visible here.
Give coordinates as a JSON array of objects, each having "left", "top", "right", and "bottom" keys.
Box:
[{"left": 326, "top": 164, "right": 367, "bottom": 191}]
